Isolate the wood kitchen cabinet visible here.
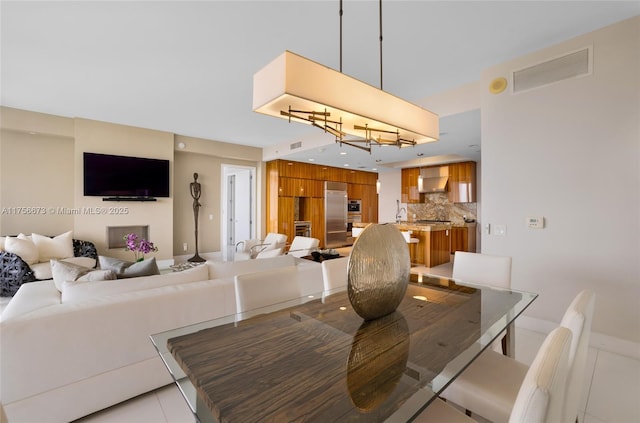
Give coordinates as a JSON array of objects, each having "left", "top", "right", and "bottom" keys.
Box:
[
  {"left": 266, "top": 160, "right": 378, "bottom": 248},
  {"left": 278, "top": 177, "right": 323, "bottom": 198},
  {"left": 448, "top": 161, "right": 477, "bottom": 203},
  {"left": 401, "top": 167, "right": 423, "bottom": 203},
  {"left": 411, "top": 228, "right": 451, "bottom": 267},
  {"left": 361, "top": 184, "right": 378, "bottom": 223},
  {"left": 450, "top": 224, "right": 477, "bottom": 253},
  {"left": 450, "top": 226, "right": 468, "bottom": 253},
  {"left": 347, "top": 183, "right": 363, "bottom": 200}
]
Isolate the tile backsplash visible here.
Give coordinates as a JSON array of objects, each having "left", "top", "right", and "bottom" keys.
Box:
[{"left": 407, "top": 193, "right": 477, "bottom": 225}]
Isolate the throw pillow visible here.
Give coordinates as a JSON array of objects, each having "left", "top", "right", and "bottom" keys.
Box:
[
  {"left": 4, "top": 236, "right": 39, "bottom": 265},
  {"left": 76, "top": 269, "right": 117, "bottom": 282},
  {"left": 29, "top": 257, "right": 97, "bottom": 281},
  {"left": 98, "top": 256, "right": 160, "bottom": 279},
  {"left": 32, "top": 231, "right": 74, "bottom": 262},
  {"left": 51, "top": 259, "right": 116, "bottom": 292}
]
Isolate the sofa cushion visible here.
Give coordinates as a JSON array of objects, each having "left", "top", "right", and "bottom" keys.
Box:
[
  {"left": 29, "top": 257, "right": 97, "bottom": 281},
  {"left": 51, "top": 260, "right": 116, "bottom": 292},
  {"left": 98, "top": 256, "right": 160, "bottom": 278},
  {"left": 61, "top": 263, "right": 209, "bottom": 303},
  {"left": 4, "top": 236, "right": 39, "bottom": 265},
  {"left": 32, "top": 231, "right": 74, "bottom": 262},
  {"left": 0, "top": 280, "right": 61, "bottom": 321}
]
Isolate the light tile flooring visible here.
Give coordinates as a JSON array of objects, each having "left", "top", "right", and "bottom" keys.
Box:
[{"left": 7, "top": 257, "right": 640, "bottom": 423}]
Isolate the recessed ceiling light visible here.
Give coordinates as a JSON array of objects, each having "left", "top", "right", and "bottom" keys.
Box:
[
  {"left": 340, "top": 152, "right": 347, "bottom": 155},
  {"left": 372, "top": 168, "right": 377, "bottom": 171},
  {"left": 308, "top": 158, "right": 315, "bottom": 162},
  {"left": 344, "top": 164, "right": 349, "bottom": 167},
  {"left": 287, "top": 162, "right": 293, "bottom": 165},
  {"left": 375, "top": 159, "right": 382, "bottom": 163},
  {"left": 468, "top": 144, "right": 479, "bottom": 148},
  {"left": 417, "top": 153, "right": 424, "bottom": 157}
]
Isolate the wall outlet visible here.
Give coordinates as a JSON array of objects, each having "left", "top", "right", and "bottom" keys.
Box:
[
  {"left": 494, "top": 224, "right": 507, "bottom": 236},
  {"left": 183, "top": 242, "right": 188, "bottom": 251}
]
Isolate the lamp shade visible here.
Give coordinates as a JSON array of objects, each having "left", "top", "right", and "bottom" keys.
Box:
[{"left": 253, "top": 51, "right": 439, "bottom": 145}]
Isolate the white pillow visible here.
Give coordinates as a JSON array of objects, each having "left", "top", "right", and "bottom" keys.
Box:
[
  {"left": 51, "top": 259, "right": 115, "bottom": 292},
  {"left": 32, "top": 231, "right": 74, "bottom": 262},
  {"left": 4, "top": 236, "right": 39, "bottom": 265},
  {"left": 29, "top": 257, "right": 97, "bottom": 280}
]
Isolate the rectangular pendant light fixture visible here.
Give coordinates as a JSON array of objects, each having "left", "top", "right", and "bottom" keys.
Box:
[{"left": 253, "top": 51, "right": 439, "bottom": 150}]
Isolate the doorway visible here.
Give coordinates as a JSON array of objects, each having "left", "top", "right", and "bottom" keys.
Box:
[{"left": 221, "top": 165, "right": 256, "bottom": 257}]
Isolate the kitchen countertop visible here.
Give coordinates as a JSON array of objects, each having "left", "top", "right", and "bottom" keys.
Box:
[{"left": 353, "top": 221, "right": 465, "bottom": 231}]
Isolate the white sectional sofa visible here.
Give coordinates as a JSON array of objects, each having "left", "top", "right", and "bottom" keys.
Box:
[{"left": 0, "top": 255, "right": 323, "bottom": 423}]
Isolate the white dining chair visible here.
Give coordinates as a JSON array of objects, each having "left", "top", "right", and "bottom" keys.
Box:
[
  {"left": 438, "top": 290, "right": 595, "bottom": 423},
  {"left": 453, "top": 251, "right": 512, "bottom": 354},
  {"left": 233, "top": 265, "right": 301, "bottom": 316},
  {"left": 286, "top": 236, "right": 320, "bottom": 258},
  {"left": 321, "top": 256, "right": 349, "bottom": 292},
  {"left": 414, "top": 326, "right": 573, "bottom": 423},
  {"left": 560, "top": 289, "right": 596, "bottom": 423}
]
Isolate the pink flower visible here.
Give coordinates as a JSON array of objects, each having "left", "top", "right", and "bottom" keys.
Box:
[{"left": 123, "top": 233, "right": 158, "bottom": 261}]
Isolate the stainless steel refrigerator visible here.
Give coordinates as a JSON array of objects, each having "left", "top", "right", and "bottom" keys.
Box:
[{"left": 324, "top": 181, "right": 348, "bottom": 248}]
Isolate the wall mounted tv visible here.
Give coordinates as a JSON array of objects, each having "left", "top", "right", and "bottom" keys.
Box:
[{"left": 83, "top": 152, "right": 170, "bottom": 200}]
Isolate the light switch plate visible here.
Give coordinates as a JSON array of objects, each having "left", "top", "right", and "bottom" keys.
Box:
[{"left": 527, "top": 217, "right": 544, "bottom": 229}]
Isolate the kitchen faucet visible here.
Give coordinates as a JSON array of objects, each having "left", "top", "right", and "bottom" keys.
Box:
[{"left": 396, "top": 200, "right": 406, "bottom": 223}]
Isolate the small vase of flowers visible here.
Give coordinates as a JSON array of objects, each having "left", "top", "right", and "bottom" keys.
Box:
[{"left": 124, "top": 233, "right": 158, "bottom": 262}]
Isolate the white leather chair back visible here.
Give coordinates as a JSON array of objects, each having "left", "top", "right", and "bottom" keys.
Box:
[
  {"left": 256, "top": 248, "right": 284, "bottom": 259},
  {"left": 321, "top": 256, "right": 349, "bottom": 292},
  {"left": 452, "top": 251, "right": 512, "bottom": 289},
  {"left": 560, "top": 290, "right": 596, "bottom": 423},
  {"left": 287, "top": 236, "right": 320, "bottom": 258},
  {"left": 234, "top": 265, "right": 301, "bottom": 315},
  {"left": 262, "top": 233, "right": 287, "bottom": 250},
  {"left": 509, "top": 326, "right": 572, "bottom": 423}
]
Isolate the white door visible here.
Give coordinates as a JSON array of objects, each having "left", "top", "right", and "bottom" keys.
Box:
[{"left": 222, "top": 165, "right": 255, "bottom": 255}]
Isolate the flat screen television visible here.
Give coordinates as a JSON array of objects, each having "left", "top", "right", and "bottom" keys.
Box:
[{"left": 83, "top": 152, "right": 170, "bottom": 199}]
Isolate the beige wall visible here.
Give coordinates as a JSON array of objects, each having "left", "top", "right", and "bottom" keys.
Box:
[
  {"left": 73, "top": 118, "right": 175, "bottom": 260},
  {"left": 0, "top": 129, "right": 75, "bottom": 235},
  {"left": 1, "top": 107, "right": 263, "bottom": 259},
  {"left": 173, "top": 135, "right": 262, "bottom": 256},
  {"left": 481, "top": 17, "right": 640, "bottom": 343}
]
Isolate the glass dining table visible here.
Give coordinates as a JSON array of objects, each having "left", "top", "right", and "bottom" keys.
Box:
[{"left": 150, "top": 273, "right": 537, "bottom": 423}]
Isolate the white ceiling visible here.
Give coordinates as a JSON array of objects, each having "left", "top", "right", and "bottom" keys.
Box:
[{"left": 2, "top": 1, "right": 638, "bottom": 172}]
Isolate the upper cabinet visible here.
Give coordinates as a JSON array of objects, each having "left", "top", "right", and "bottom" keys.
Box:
[
  {"left": 401, "top": 167, "right": 423, "bottom": 203},
  {"left": 448, "top": 161, "right": 477, "bottom": 203},
  {"left": 401, "top": 161, "right": 477, "bottom": 203}
]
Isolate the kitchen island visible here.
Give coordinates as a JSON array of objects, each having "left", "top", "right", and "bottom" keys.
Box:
[{"left": 354, "top": 221, "right": 452, "bottom": 267}]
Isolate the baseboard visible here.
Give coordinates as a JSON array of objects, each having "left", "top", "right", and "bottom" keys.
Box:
[{"left": 516, "top": 315, "right": 640, "bottom": 361}]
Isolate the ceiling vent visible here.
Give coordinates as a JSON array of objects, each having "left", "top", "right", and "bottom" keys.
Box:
[
  {"left": 290, "top": 141, "right": 302, "bottom": 150},
  {"left": 513, "top": 47, "right": 591, "bottom": 93}
]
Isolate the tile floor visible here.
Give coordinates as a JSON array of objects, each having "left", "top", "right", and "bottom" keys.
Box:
[{"left": 5, "top": 257, "right": 639, "bottom": 423}]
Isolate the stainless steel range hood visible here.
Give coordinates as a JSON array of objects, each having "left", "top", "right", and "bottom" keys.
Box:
[{"left": 418, "top": 166, "right": 449, "bottom": 193}]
